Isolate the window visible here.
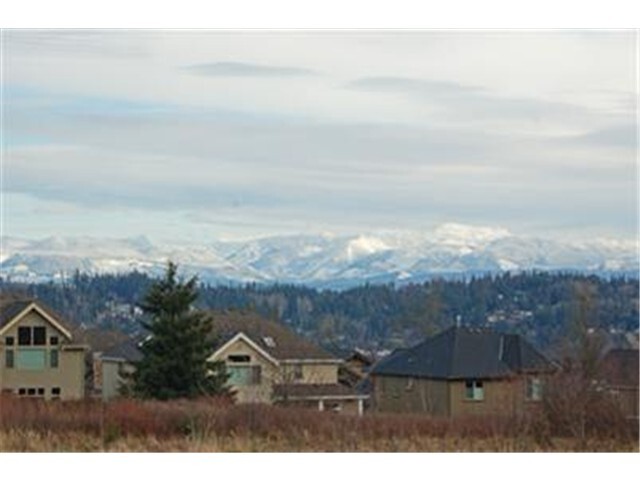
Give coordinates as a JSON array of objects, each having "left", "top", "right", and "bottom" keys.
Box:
[
  {"left": 228, "top": 354, "right": 251, "bottom": 363},
  {"left": 5, "top": 350, "right": 14, "bottom": 368},
  {"left": 18, "top": 388, "right": 26, "bottom": 396},
  {"left": 37, "top": 388, "right": 45, "bottom": 396},
  {"left": 526, "top": 377, "right": 543, "bottom": 401},
  {"left": 33, "top": 327, "right": 46, "bottom": 346},
  {"left": 50, "top": 350, "right": 59, "bottom": 368},
  {"left": 27, "top": 388, "right": 36, "bottom": 396},
  {"left": 18, "top": 327, "right": 31, "bottom": 346},
  {"left": 293, "top": 364, "right": 303, "bottom": 381},
  {"left": 51, "top": 387, "right": 61, "bottom": 397},
  {"left": 50, "top": 336, "right": 59, "bottom": 346},
  {"left": 227, "top": 365, "right": 261, "bottom": 386},
  {"left": 5, "top": 336, "right": 14, "bottom": 346},
  {"left": 465, "top": 380, "right": 484, "bottom": 401},
  {"left": 16, "top": 349, "right": 46, "bottom": 370}
]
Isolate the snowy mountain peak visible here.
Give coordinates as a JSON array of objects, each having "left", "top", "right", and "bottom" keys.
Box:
[
  {"left": 1, "top": 224, "right": 637, "bottom": 287},
  {"left": 433, "top": 223, "right": 512, "bottom": 246}
]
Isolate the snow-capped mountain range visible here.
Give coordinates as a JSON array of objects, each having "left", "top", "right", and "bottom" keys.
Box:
[{"left": 1, "top": 224, "right": 638, "bottom": 288}]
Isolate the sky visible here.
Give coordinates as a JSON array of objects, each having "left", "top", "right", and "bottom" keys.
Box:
[{"left": 1, "top": 30, "right": 638, "bottom": 244}]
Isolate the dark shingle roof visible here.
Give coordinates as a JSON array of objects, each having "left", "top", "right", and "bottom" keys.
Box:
[
  {"left": 0, "top": 293, "right": 73, "bottom": 334},
  {"left": 371, "top": 326, "right": 555, "bottom": 380},
  {"left": 102, "top": 339, "right": 143, "bottom": 363},
  {"left": 207, "top": 310, "right": 336, "bottom": 361},
  {"left": 272, "top": 383, "right": 365, "bottom": 399}
]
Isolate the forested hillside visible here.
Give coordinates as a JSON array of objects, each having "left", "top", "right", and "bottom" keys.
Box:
[{"left": 1, "top": 271, "right": 637, "bottom": 354}]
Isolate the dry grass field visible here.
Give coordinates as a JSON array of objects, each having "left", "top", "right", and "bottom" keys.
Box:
[{"left": 0, "top": 396, "right": 637, "bottom": 452}]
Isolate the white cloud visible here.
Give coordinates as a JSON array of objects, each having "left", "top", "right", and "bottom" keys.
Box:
[{"left": 2, "top": 30, "right": 637, "bottom": 242}]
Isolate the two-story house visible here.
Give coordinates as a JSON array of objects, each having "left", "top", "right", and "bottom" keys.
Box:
[
  {"left": 0, "top": 294, "right": 87, "bottom": 400},
  {"left": 208, "top": 311, "right": 367, "bottom": 414}
]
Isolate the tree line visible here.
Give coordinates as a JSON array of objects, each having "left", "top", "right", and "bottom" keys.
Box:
[{"left": 1, "top": 270, "right": 637, "bottom": 354}]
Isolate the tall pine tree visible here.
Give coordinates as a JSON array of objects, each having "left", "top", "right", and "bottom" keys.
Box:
[{"left": 132, "top": 262, "right": 228, "bottom": 400}]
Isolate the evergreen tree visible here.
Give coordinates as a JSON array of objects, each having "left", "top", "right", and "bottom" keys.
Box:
[{"left": 132, "top": 262, "right": 228, "bottom": 400}]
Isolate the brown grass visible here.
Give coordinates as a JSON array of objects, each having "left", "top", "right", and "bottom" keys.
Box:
[{"left": 0, "top": 395, "right": 637, "bottom": 452}]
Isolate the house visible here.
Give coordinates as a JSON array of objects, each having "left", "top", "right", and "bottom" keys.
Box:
[
  {"left": 370, "top": 325, "right": 556, "bottom": 418},
  {"left": 597, "top": 348, "right": 639, "bottom": 420},
  {"left": 208, "top": 310, "right": 368, "bottom": 414},
  {"left": 0, "top": 294, "right": 87, "bottom": 400},
  {"left": 75, "top": 327, "right": 143, "bottom": 400}
]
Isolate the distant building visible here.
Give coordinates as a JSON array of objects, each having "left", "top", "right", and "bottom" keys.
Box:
[
  {"left": 0, "top": 294, "right": 87, "bottom": 400},
  {"left": 597, "top": 348, "right": 639, "bottom": 421},
  {"left": 208, "top": 311, "right": 367, "bottom": 414},
  {"left": 370, "top": 326, "right": 556, "bottom": 418}
]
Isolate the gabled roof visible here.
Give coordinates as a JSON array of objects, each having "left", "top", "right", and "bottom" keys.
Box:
[
  {"left": 102, "top": 339, "right": 143, "bottom": 363},
  {"left": 75, "top": 327, "right": 143, "bottom": 362},
  {"left": 371, "top": 326, "right": 555, "bottom": 380},
  {"left": 207, "top": 310, "right": 336, "bottom": 362},
  {"left": 0, "top": 293, "right": 73, "bottom": 339}
]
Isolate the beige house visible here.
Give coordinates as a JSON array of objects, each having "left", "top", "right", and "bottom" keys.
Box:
[
  {"left": 371, "top": 326, "right": 556, "bottom": 418},
  {"left": 0, "top": 294, "right": 87, "bottom": 400},
  {"left": 208, "top": 311, "right": 367, "bottom": 414}
]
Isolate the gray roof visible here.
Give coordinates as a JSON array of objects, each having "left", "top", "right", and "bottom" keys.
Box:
[
  {"left": 102, "top": 339, "right": 143, "bottom": 363},
  {"left": 371, "top": 326, "right": 555, "bottom": 380}
]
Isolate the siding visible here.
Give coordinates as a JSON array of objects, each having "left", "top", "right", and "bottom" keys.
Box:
[
  {"left": 373, "top": 375, "right": 450, "bottom": 416},
  {"left": 0, "top": 310, "right": 85, "bottom": 400}
]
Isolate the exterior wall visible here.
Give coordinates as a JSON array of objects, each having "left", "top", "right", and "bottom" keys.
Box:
[
  {"left": 100, "top": 360, "right": 135, "bottom": 401},
  {"left": 0, "top": 310, "right": 86, "bottom": 400},
  {"left": 281, "top": 362, "right": 338, "bottom": 384},
  {"left": 448, "top": 375, "right": 545, "bottom": 419},
  {"left": 372, "top": 375, "right": 449, "bottom": 415},
  {"left": 211, "top": 337, "right": 279, "bottom": 403},
  {"left": 609, "top": 386, "right": 639, "bottom": 420},
  {"left": 373, "top": 374, "right": 547, "bottom": 418}
]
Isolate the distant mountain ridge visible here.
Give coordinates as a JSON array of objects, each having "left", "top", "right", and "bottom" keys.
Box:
[{"left": 1, "top": 224, "right": 638, "bottom": 288}]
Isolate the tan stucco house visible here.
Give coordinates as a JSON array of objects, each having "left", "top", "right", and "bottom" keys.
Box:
[
  {"left": 370, "top": 326, "right": 556, "bottom": 418},
  {"left": 208, "top": 311, "right": 368, "bottom": 414},
  {"left": 0, "top": 294, "right": 87, "bottom": 400}
]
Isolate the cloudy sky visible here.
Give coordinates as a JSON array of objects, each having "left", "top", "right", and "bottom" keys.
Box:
[{"left": 2, "top": 30, "right": 637, "bottom": 243}]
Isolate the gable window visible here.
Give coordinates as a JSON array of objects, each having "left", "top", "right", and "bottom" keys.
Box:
[
  {"left": 526, "top": 377, "right": 543, "bottom": 401},
  {"left": 18, "top": 327, "right": 32, "bottom": 346},
  {"left": 50, "top": 350, "right": 59, "bottom": 368},
  {"left": 33, "top": 327, "right": 46, "bottom": 346},
  {"left": 227, "top": 365, "right": 261, "bottom": 386},
  {"left": 5, "top": 336, "right": 14, "bottom": 346},
  {"left": 465, "top": 380, "right": 484, "bottom": 401},
  {"left": 228, "top": 354, "right": 251, "bottom": 363},
  {"left": 50, "top": 336, "right": 59, "bottom": 346},
  {"left": 5, "top": 350, "right": 14, "bottom": 368}
]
